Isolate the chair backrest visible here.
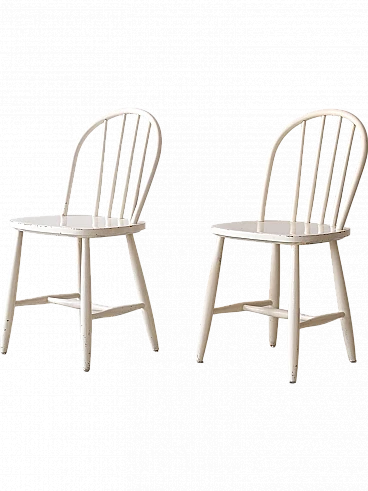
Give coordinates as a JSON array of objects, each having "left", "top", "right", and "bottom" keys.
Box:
[
  {"left": 260, "top": 109, "right": 368, "bottom": 230},
  {"left": 62, "top": 108, "right": 162, "bottom": 224}
]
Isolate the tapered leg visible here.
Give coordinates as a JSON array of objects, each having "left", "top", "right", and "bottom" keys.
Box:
[
  {"left": 197, "top": 236, "right": 225, "bottom": 362},
  {"left": 289, "top": 245, "right": 300, "bottom": 383},
  {"left": 1, "top": 231, "right": 23, "bottom": 354},
  {"left": 73, "top": 237, "right": 82, "bottom": 329},
  {"left": 77, "top": 238, "right": 82, "bottom": 336},
  {"left": 126, "top": 234, "right": 159, "bottom": 351},
  {"left": 330, "top": 240, "right": 356, "bottom": 362},
  {"left": 269, "top": 243, "right": 280, "bottom": 347},
  {"left": 81, "top": 238, "right": 92, "bottom": 372}
]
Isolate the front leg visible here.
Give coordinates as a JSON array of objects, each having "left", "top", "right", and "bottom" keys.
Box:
[
  {"left": 197, "top": 236, "right": 225, "bottom": 362},
  {"left": 1, "top": 230, "right": 23, "bottom": 354},
  {"left": 81, "top": 238, "right": 92, "bottom": 372},
  {"left": 289, "top": 244, "right": 300, "bottom": 383}
]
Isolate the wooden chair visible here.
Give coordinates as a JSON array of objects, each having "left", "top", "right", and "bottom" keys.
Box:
[
  {"left": 2, "top": 108, "right": 162, "bottom": 371},
  {"left": 197, "top": 109, "right": 368, "bottom": 383}
]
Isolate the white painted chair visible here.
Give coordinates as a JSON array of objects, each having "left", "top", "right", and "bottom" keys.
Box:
[
  {"left": 197, "top": 109, "right": 368, "bottom": 383},
  {"left": 2, "top": 108, "right": 162, "bottom": 371}
]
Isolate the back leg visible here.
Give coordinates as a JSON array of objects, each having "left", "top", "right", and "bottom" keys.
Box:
[
  {"left": 126, "top": 234, "right": 159, "bottom": 351},
  {"left": 330, "top": 240, "right": 356, "bottom": 362},
  {"left": 73, "top": 237, "right": 82, "bottom": 330},
  {"left": 269, "top": 243, "right": 280, "bottom": 347}
]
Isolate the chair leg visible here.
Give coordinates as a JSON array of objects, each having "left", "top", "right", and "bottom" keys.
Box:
[
  {"left": 1, "top": 231, "right": 23, "bottom": 354},
  {"left": 269, "top": 243, "right": 280, "bottom": 347},
  {"left": 330, "top": 240, "right": 356, "bottom": 362},
  {"left": 77, "top": 238, "right": 82, "bottom": 337},
  {"left": 126, "top": 234, "right": 159, "bottom": 351},
  {"left": 197, "top": 236, "right": 225, "bottom": 362},
  {"left": 289, "top": 244, "right": 300, "bottom": 383},
  {"left": 73, "top": 237, "right": 82, "bottom": 330},
  {"left": 80, "top": 238, "right": 92, "bottom": 372}
]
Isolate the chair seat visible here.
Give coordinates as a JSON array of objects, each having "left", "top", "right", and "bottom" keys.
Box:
[
  {"left": 10, "top": 215, "right": 145, "bottom": 238},
  {"left": 211, "top": 220, "right": 350, "bottom": 244}
]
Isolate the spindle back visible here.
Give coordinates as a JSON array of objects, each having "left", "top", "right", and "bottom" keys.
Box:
[
  {"left": 60, "top": 106, "right": 162, "bottom": 224},
  {"left": 257, "top": 107, "right": 368, "bottom": 230}
]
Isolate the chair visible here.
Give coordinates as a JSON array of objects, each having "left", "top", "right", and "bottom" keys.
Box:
[
  {"left": 197, "top": 109, "right": 368, "bottom": 383},
  {"left": 2, "top": 108, "right": 162, "bottom": 371}
]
